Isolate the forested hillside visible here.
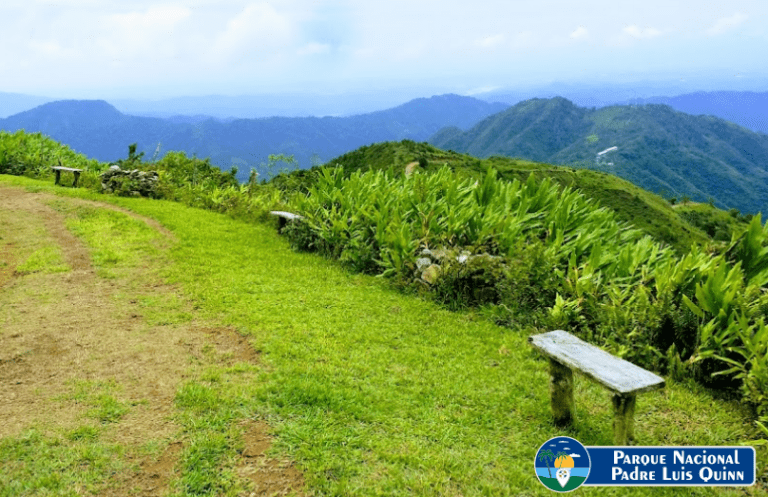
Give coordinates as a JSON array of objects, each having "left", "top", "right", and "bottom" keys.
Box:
[{"left": 430, "top": 97, "right": 768, "bottom": 215}]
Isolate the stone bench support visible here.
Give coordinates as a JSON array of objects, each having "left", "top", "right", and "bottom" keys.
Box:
[
  {"left": 549, "top": 358, "right": 574, "bottom": 426},
  {"left": 612, "top": 393, "right": 637, "bottom": 445},
  {"left": 530, "top": 330, "right": 664, "bottom": 445},
  {"left": 52, "top": 166, "right": 83, "bottom": 187}
]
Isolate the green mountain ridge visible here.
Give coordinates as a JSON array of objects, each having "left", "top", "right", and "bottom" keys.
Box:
[{"left": 429, "top": 97, "right": 768, "bottom": 215}]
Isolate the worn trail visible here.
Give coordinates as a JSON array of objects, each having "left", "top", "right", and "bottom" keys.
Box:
[{"left": 0, "top": 185, "right": 303, "bottom": 496}]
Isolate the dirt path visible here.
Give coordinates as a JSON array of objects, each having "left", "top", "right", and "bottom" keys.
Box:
[{"left": 0, "top": 185, "right": 304, "bottom": 496}]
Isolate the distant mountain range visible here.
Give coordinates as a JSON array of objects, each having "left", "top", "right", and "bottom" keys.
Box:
[
  {"left": 4, "top": 90, "right": 768, "bottom": 215},
  {"left": 107, "top": 90, "right": 436, "bottom": 119},
  {"left": 0, "top": 95, "right": 508, "bottom": 181},
  {"left": 620, "top": 91, "right": 768, "bottom": 135},
  {"left": 0, "top": 92, "right": 55, "bottom": 119},
  {"left": 4, "top": 87, "right": 767, "bottom": 127},
  {"left": 429, "top": 97, "right": 768, "bottom": 215}
]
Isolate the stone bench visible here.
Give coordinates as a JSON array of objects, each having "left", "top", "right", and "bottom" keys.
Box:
[
  {"left": 269, "top": 211, "right": 304, "bottom": 230},
  {"left": 52, "top": 166, "right": 83, "bottom": 187},
  {"left": 529, "top": 330, "right": 665, "bottom": 445}
]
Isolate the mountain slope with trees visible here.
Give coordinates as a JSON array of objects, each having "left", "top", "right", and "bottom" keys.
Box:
[{"left": 430, "top": 97, "right": 768, "bottom": 215}]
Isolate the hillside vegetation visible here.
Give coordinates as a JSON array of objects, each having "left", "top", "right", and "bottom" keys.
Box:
[
  {"left": 271, "top": 141, "right": 768, "bottom": 438},
  {"left": 0, "top": 172, "right": 764, "bottom": 495},
  {"left": 2, "top": 131, "right": 768, "bottom": 492},
  {"left": 430, "top": 97, "right": 768, "bottom": 215},
  {"left": 295, "top": 140, "right": 742, "bottom": 252}
]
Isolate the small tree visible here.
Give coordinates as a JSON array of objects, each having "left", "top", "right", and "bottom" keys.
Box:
[
  {"left": 263, "top": 153, "right": 298, "bottom": 180},
  {"left": 116, "top": 143, "right": 144, "bottom": 170}
]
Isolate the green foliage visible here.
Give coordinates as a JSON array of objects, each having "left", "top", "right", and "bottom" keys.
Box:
[
  {"left": 138, "top": 150, "right": 290, "bottom": 222},
  {"left": 284, "top": 162, "right": 768, "bottom": 432},
  {"left": 152, "top": 150, "right": 238, "bottom": 192},
  {"left": 5, "top": 131, "right": 768, "bottom": 441},
  {"left": 6, "top": 174, "right": 765, "bottom": 494},
  {"left": 262, "top": 153, "right": 298, "bottom": 180},
  {"left": 310, "top": 140, "right": 714, "bottom": 253},
  {"left": 115, "top": 142, "right": 145, "bottom": 169},
  {"left": 289, "top": 165, "right": 644, "bottom": 277},
  {"left": 678, "top": 203, "right": 748, "bottom": 242},
  {"left": 0, "top": 129, "right": 104, "bottom": 179},
  {"left": 432, "top": 253, "right": 507, "bottom": 310},
  {"left": 726, "top": 214, "right": 768, "bottom": 287}
]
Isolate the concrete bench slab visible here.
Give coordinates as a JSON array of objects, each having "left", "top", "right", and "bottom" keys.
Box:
[
  {"left": 51, "top": 166, "right": 84, "bottom": 187},
  {"left": 269, "top": 211, "right": 304, "bottom": 230}
]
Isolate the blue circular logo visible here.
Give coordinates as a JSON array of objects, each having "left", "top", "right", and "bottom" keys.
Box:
[{"left": 534, "top": 436, "right": 591, "bottom": 492}]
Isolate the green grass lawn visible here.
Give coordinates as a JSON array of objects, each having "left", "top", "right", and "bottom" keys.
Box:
[{"left": 2, "top": 174, "right": 765, "bottom": 496}]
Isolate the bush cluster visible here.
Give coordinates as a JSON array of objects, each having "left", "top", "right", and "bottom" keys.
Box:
[{"left": 0, "top": 130, "right": 103, "bottom": 180}]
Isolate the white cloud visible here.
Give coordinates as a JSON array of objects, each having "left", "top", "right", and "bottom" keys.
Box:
[
  {"left": 2, "top": 0, "right": 767, "bottom": 99},
  {"left": 706, "top": 12, "right": 748, "bottom": 36},
  {"left": 97, "top": 5, "right": 192, "bottom": 60},
  {"left": 464, "top": 85, "right": 500, "bottom": 95},
  {"left": 623, "top": 25, "right": 662, "bottom": 39},
  {"left": 108, "top": 4, "right": 191, "bottom": 28},
  {"left": 297, "top": 42, "right": 331, "bottom": 56},
  {"left": 475, "top": 34, "right": 505, "bottom": 49},
  {"left": 570, "top": 26, "right": 589, "bottom": 40},
  {"left": 395, "top": 41, "right": 428, "bottom": 60},
  {"left": 352, "top": 46, "right": 376, "bottom": 59},
  {"left": 208, "top": 2, "right": 295, "bottom": 62},
  {"left": 28, "top": 39, "right": 80, "bottom": 59}
]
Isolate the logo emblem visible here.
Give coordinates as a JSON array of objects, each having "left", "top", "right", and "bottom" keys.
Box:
[{"left": 535, "top": 436, "right": 591, "bottom": 492}]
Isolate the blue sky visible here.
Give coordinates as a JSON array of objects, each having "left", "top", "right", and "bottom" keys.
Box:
[{"left": 1, "top": 0, "right": 766, "bottom": 100}]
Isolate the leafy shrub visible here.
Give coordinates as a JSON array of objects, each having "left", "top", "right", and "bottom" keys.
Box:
[
  {"left": 432, "top": 252, "right": 507, "bottom": 310},
  {"left": 494, "top": 241, "right": 561, "bottom": 324},
  {"left": 281, "top": 219, "right": 319, "bottom": 252},
  {"left": 0, "top": 130, "right": 103, "bottom": 178}
]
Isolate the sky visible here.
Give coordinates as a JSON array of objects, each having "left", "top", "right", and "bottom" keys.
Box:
[{"left": 1, "top": 0, "right": 767, "bottom": 100}]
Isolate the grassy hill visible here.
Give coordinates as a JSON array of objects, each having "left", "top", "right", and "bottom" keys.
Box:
[
  {"left": 429, "top": 97, "right": 768, "bottom": 216},
  {"left": 3, "top": 129, "right": 768, "bottom": 492},
  {"left": 308, "top": 140, "right": 735, "bottom": 253},
  {"left": 1, "top": 174, "right": 764, "bottom": 495}
]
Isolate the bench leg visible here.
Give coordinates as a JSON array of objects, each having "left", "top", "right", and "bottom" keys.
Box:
[
  {"left": 54, "top": 170, "right": 61, "bottom": 185},
  {"left": 72, "top": 172, "right": 80, "bottom": 187},
  {"left": 549, "top": 359, "right": 574, "bottom": 426},
  {"left": 612, "top": 394, "right": 636, "bottom": 445}
]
